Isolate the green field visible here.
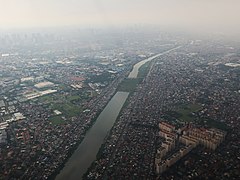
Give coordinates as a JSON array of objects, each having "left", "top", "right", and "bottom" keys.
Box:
[
  {"left": 137, "top": 61, "right": 152, "bottom": 78},
  {"left": 51, "top": 103, "right": 81, "bottom": 117},
  {"left": 166, "top": 104, "right": 227, "bottom": 130},
  {"left": 118, "top": 60, "right": 153, "bottom": 93},
  {"left": 164, "top": 104, "right": 202, "bottom": 123},
  {"left": 37, "top": 93, "right": 82, "bottom": 118},
  {"left": 117, "top": 78, "right": 142, "bottom": 92},
  {"left": 49, "top": 116, "right": 65, "bottom": 125},
  {"left": 200, "top": 118, "right": 228, "bottom": 130},
  {"left": 66, "top": 95, "right": 81, "bottom": 102},
  {"left": 38, "top": 95, "right": 55, "bottom": 103},
  {"left": 176, "top": 104, "right": 202, "bottom": 122}
]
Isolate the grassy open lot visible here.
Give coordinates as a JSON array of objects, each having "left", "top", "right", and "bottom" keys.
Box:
[
  {"left": 66, "top": 95, "right": 81, "bottom": 102},
  {"left": 164, "top": 104, "right": 202, "bottom": 123},
  {"left": 165, "top": 104, "right": 227, "bottom": 130},
  {"left": 38, "top": 95, "right": 55, "bottom": 103},
  {"left": 200, "top": 118, "right": 228, "bottom": 130},
  {"left": 176, "top": 104, "right": 202, "bottom": 122},
  {"left": 37, "top": 93, "right": 82, "bottom": 118},
  {"left": 118, "top": 60, "right": 152, "bottom": 93},
  {"left": 117, "top": 78, "right": 142, "bottom": 92},
  {"left": 138, "top": 61, "right": 151, "bottom": 78},
  {"left": 51, "top": 103, "right": 81, "bottom": 117},
  {"left": 57, "top": 84, "right": 71, "bottom": 91},
  {"left": 49, "top": 116, "right": 65, "bottom": 125}
]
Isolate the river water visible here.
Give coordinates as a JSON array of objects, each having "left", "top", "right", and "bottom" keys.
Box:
[
  {"left": 55, "top": 92, "right": 129, "bottom": 180},
  {"left": 128, "top": 46, "right": 181, "bottom": 78},
  {"left": 56, "top": 46, "right": 180, "bottom": 179}
]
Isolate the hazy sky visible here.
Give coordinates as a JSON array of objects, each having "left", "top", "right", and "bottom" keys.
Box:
[{"left": 1, "top": 0, "right": 240, "bottom": 33}]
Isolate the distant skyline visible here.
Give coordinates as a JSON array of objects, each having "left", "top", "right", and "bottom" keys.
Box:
[{"left": 1, "top": 0, "right": 240, "bottom": 35}]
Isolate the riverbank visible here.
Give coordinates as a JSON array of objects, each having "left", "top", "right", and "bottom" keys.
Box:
[
  {"left": 55, "top": 47, "right": 180, "bottom": 179},
  {"left": 82, "top": 58, "right": 156, "bottom": 179},
  {"left": 55, "top": 92, "right": 129, "bottom": 180},
  {"left": 50, "top": 72, "right": 128, "bottom": 179},
  {"left": 82, "top": 47, "right": 182, "bottom": 179}
]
